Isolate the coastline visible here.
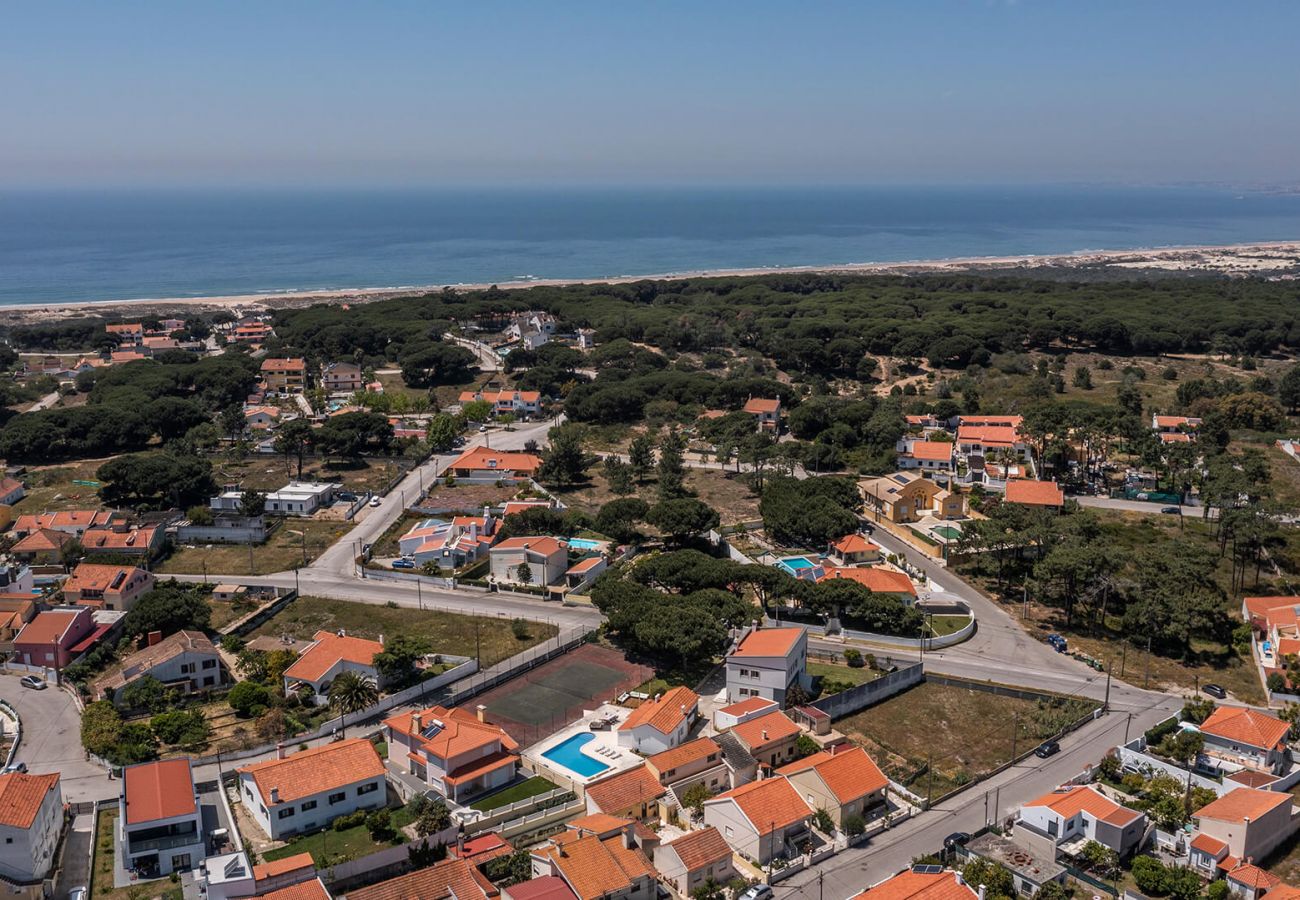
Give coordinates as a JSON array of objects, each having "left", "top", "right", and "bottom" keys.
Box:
[{"left": 3, "top": 238, "right": 1299, "bottom": 326}]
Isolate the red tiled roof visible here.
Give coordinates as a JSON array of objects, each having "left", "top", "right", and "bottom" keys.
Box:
[
  {"left": 731, "top": 710, "right": 801, "bottom": 750},
  {"left": 252, "top": 853, "right": 315, "bottom": 881},
  {"left": 261, "top": 358, "right": 307, "bottom": 372},
  {"left": 493, "top": 536, "right": 566, "bottom": 555},
  {"left": 583, "top": 765, "right": 666, "bottom": 814},
  {"left": 282, "top": 630, "right": 384, "bottom": 682},
  {"left": 11, "top": 528, "right": 74, "bottom": 553},
  {"left": 744, "top": 398, "right": 781, "bottom": 415},
  {"left": 1190, "top": 833, "right": 1229, "bottom": 857},
  {"left": 448, "top": 446, "right": 542, "bottom": 474},
  {"left": 536, "top": 833, "right": 654, "bottom": 900},
  {"left": 851, "top": 870, "right": 978, "bottom": 900},
  {"left": 620, "top": 686, "right": 698, "bottom": 737},
  {"left": 707, "top": 777, "right": 811, "bottom": 833},
  {"left": 450, "top": 833, "right": 515, "bottom": 865},
  {"left": 1200, "top": 706, "right": 1291, "bottom": 752},
  {"left": 566, "top": 813, "right": 632, "bottom": 837},
  {"left": 776, "top": 747, "right": 889, "bottom": 803},
  {"left": 385, "top": 705, "right": 517, "bottom": 759},
  {"left": 15, "top": 609, "right": 86, "bottom": 647},
  {"left": 1154, "top": 416, "right": 1201, "bottom": 429},
  {"left": 0, "top": 772, "right": 59, "bottom": 828},
  {"left": 665, "top": 826, "right": 731, "bottom": 871},
  {"left": 957, "top": 425, "right": 1019, "bottom": 446},
  {"left": 123, "top": 759, "right": 196, "bottom": 825},
  {"left": 819, "top": 566, "right": 917, "bottom": 594},
  {"left": 1226, "top": 864, "right": 1282, "bottom": 891},
  {"left": 64, "top": 563, "right": 150, "bottom": 595},
  {"left": 718, "top": 696, "right": 779, "bottom": 718},
  {"left": 503, "top": 877, "right": 576, "bottom": 900},
  {"left": 1004, "top": 479, "right": 1065, "bottom": 508},
  {"left": 646, "top": 737, "right": 720, "bottom": 775},
  {"left": 1022, "top": 785, "right": 1141, "bottom": 827},
  {"left": 238, "top": 738, "right": 384, "bottom": 805},
  {"left": 731, "top": 627, "right": 803, "bottom": 658},
  {"left": 831, "top": 533, "right": 879, "bottom": 555},
  {"left": 1195, "top": 787, "right": 1292, "bottom": 824},
  {"left": 906, "top": 441, "right": 955, "bottom": 462}
]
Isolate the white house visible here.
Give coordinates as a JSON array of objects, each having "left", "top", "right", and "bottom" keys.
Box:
[
  {"left": 237, "top": 739, "right": 387, "bottom": 840},
  {"left": 1018, "top": 785, "right": 1146, "bottom": 856},
  {"left": 399, "top": 513, "right": 498, "bottom": 570},
  {"left": 119, "top": 759, "right": 205, "bottom": 878},
  {"left": 776, "top": 747, "right": 890, "bottom": 830},
  {"left": 617, "top": 686, "right": 699, "bottom": 755},
  {"left": 712, "top": 696, "right": 780, "bottom": 732},
  {"left": 702, "top": 777, "right": 812, "bottom": 865},
  {"left": 0, "top": 772, "right": 62, "bottom": 886},
  {"left": 383, "top": 705, "right": 520, "bottom": 804},
  {"left": 653, "top": 827, "right": 736, "bottom": 897},
  {"left": 724, "top": 625, "right": 810, "bottom": 704},
  {"left": 281, "top": 630, "right": 386, "bottom": 706},
  {"left": 489, "top": 537, "right": 569, "bottom": 586},
  {"left": 94, "top": 630, "right": 225, "bottom": 703},
  {"left": 1191, "top": 787, "right": 1298, "bottom": 865},
  {"left": 264, "top": 482, "right": 340, "bottom": 516},
  {"left": 1197, "top": 706, "right": 1291, "bottom": 775}
]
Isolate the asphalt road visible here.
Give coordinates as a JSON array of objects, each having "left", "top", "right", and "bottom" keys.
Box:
[{"left": 1, "top": 673, "right": 107, "bottom": 803}]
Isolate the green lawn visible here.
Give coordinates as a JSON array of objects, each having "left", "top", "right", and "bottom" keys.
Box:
[
  {"left": 808, "top": 661, "right": 879, "bottom": 689},
  {"left": 927, "top": 615, "right": 973, "bottom": 638},
  {"left": 249, "top": 595, "right": 558, "bottom": 666},
  {"left": 262, "top": 806, "right": 415, "bottom": 867},
  {"left": 470, "top": 776, "right": 559, "bottom": 811}
]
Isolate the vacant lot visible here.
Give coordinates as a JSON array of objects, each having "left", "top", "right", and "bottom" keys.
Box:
[
  {"left": 210, "top": 453, "right": 403, "bottom": 495},
  {"left": 11, "top": 458, "right": 115, "bottom": 516},
  {"left": 808, "top": 661, "right": 879, "bottom": 694},
  {"left": 419, "top": 481, "right": 522, "bottom": 512},
  {"left": 248, "top": 595, "right": 558, "bottom": 667},
  {"left": 157, "top": 519, "right": 353, "bottom": 575},
  {"left": 837, "top": 680, "right": 1098, "bottom": 799},
  {"left": 551, "top": 466, "right": 759, "bottom": 525}
]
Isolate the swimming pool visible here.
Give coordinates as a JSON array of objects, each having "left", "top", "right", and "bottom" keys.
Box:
[
  {"left": 567, "top": 538, "right": 603, "bottom": 551},
  {"left": 541, "top": 733, "right": 610, "bottom": 778},
  {"left": 933, "top": 525, "right": 962, "bottom": 540},
  {"left": 780, "top": 556, "right": 816, "bottom": 570}
]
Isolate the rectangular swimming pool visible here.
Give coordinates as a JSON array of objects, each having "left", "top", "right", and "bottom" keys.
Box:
[
  {"left": 567, "top": 538, "right": 603, "bottom": 551},
  {"left": 780, "top": 556, "right": 816, "bottom": 570},
  {"left": 541, "top": 733, "right": 610, "bottom": 778}
]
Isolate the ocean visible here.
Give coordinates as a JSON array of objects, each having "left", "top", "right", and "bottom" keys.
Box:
[{"left": 2, "top": 185, "right": 1300, "bottom": 305}]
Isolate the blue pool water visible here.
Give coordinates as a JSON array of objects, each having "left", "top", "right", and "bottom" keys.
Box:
[
  {"left": 567, "top": 538, "right": 602, "bottom": 551},
  {"left": 781, "top": 557, "right": 816, "bottom": 570},
  {"left": 542, "top": 733, "right": 610, "bottom": 778}
]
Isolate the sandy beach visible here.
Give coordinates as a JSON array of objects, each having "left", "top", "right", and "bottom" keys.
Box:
[{"left": 3, "top": 239, "right": 1298, "bottom": 327}]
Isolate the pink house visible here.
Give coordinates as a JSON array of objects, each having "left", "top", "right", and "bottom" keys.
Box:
[{"left": 13, "top": 607, "right": 96, "bottom": 670}]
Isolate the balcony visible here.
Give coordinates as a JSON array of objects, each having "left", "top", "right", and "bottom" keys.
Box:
[{"left": 126, "top": 830, "right": 202, "bottom": 856}]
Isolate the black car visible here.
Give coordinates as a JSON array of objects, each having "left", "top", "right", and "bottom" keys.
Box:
[
  {"left": 1203, "top": 683, "right": 1227, "bottom": 699},
  {"left": 1161, "top": 506, "right": 1182, "bottom": 514},
  {"left": 943, "top": 832, "right": 971, "bottom": 849},
  {"left": 1034, "top": 740, "right": 1060, "bottom": 759}
]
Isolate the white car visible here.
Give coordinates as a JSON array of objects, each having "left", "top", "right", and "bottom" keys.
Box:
[
  {"left": 368, "top": 496, "right": 382, "bottom": 508},
  {"left": 19, "top": 675, "right": 46, "bottom": 690}
]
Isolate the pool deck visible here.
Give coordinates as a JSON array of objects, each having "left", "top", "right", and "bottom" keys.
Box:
[{"left": 522, "top": 703, "right": 641, "bottom": 792}]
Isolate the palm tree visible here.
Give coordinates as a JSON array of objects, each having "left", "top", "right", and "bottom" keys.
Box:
[{"left": 328, "top": 671, "right": 379, "bottom": 737}]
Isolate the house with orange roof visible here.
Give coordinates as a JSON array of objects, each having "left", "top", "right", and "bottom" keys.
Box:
[
  {"left": 859, "top": 472, "right": 964, "bottom": 524},
  {"left": 644, "top": 737, "right": 755, "bottom": 797},
  {"left": 232, "top": 320, "right": 274, "bottom": 343},
  {"left": 63, "top": 563, "right": 154, "bottom": 612},
  {"left": 565, "top": 555, "right": 608, "bottom": 589},
  {"left": 583, "top": 765, "right": 667, "bottom": 820},
  {"left": 702, "top": 776, "right": 812, "bottom": 864},
  {"left": 261, "top": 358, "right": 307, "bottom": 394},
  {"left": 503, "top": 876, "right": 577, "bottom": 900},
  {"left": 458, "top": 389, "right": 543, "bottom": 418},
  {"left": 653, "top": 826, "right": 736, "bottom": 896},
  {"left": 850, "top": 868, "right": 979, "bottom": 900},
  {"left": 1003, "top": 479, "right": 1065, "bottom": 510},
  {"left": 0, "top": 598, "right": 38, "bottom": 646},
  {"left": 1198, "top": 706, "right": 1292, "bottom": 774},
  {"left": 81, "top": 522, "right": 165, "bottom": 559},
  {"left": 777, "top": 746, "right": 889, "bottom": 830},
  {"left": 447, "top": 446, "right": 543, "bottom": 479},
  {"left": 350, "top": 856, "right": 497, "bottom": 900},
  {"left": 1193, "top": 786, "right": 1298, "bottom": 862},
  {"left": 725, "top": 625, "right": 810, "bottom": 705},
  {"left": 237, "top": 738, "right": 386, "bottom": 840},
  {"left": 384, "top": 705, "right": 520, "bottom": 803},
  {"left": 244, "top": 405, "right": 283, "bottom": 429},
  {"left": 530, "top": 826, "right": 657, "bottom": 900},
  {"left": 1152, "top": 414, "right": 1202, "bottom": 442},
  {"left": 106, "top": 322, "right": 145, "bottom": 345},
  {"left": 0, "top": 771, "right": 63, "bottom": 885},
  {"left": 713, "top": 696, "right": 780, "bottom": 731},
  {"left": 617, "top": 686, "right": 699, "bottom": 755},
  {"left": 728, "top": 709, "right": 803, "bottom": 769},
  {"left": 9, "top": 528, "right": 75, "bottom": 565},
  {"left": 1225, "top": 863, "right": 1284, "bottom": 900},
  {"left": 12, "top": 509, "right": 122, "bottom": 539},
  {"left": 13, "top": 607, "right": 96, "bottom": 670},
  {"left": 0, "top": 476, "right": 25, "bottom": 508},
  {"left": 281, "top": 630, "right": 387, "bottom": 705},
  {"left": 399, "top": 512, "right": 499, "bottom": 570},
  {"left": 490, "top": 536, "right": 569, "bottom": 586},
  {"left": 827, "top": 533, "right": 882, "bottom": 567},
  {"left": 195, "top": 849, "right": 321, "bottom": 900},
  {"left": 897, "top": 439, "right": 956, "bottom": 475},
  {"left": 118, "top": 758, "right": 204, "bottom": 878},
  {"left": 321, "top": 361, "right": 364, "bottom": 395},
  {"left": 817, "top": 566, "right": 917, "bottom": 601},
  {"left": 1017, "top": 785, "right": 1146, "bottom": 856},
  {"left": 743, "top": 398, "right": 783, "bottom": 432}
]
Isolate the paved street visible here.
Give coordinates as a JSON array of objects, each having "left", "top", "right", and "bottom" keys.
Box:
[{"left": 1, "top": 673, "right": 107, "bottom": 803}]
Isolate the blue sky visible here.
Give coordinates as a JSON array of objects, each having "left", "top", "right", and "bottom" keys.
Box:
[{"left": 3, "top": 1, "right": 1298, "bottom": 187}]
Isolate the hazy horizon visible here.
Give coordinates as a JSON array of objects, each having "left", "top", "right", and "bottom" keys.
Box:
[{"left": 4, "top": 1, "right": 1299, "bottom": 189}]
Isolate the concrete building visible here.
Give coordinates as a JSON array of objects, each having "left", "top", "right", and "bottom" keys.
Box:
[
  {"left": 0, "top": 772, "right": 63, "bottom": 886},
  {"left": 264, "top": 482, "right": 340, "bottom": 516},
  {"left": 653, "top": 827, "right": 736, "bottom": 897},
  {"left": 93, "top": 630, "right": 226, "bottom": 703},
  {"left": 490, "top": 537, "right": 569, "bottom": 587},
  {"left": 530, "top": 827, "right": 656, "bottom": 900},
  {"left": 1197, "top": 706, "right": 1291, "bottom": 775},
  {"left": 725, "top": 625, "right": 809, "bottom": 705},
  {"left": 321, "top": 362, "right": 364, "bottom": 394},
  {"left": 13, "top": 607, "right": 97, "bottom": 670},
  {"left": 1017, "top": 785, "right": 1146, "bottom": 857},
  {"left": 237, "top": 739, "right": 387, "bottom": 840},
  {"left": 617, "top": 686, "right": 698, "bottom": 755},
  {"left": 281, "top": 630, "right": 386, "bottom": 706},
  {"left": 728, "top": 710, "right": 803, "bottom": 770},
  {"left": 777, "top": 747, "right": 889, "bottom": 830},
  {"left": 260, "top": 358, "right": 307, "bottom": 393},
  {"left": 62, "top": 563, "right": 154, "bottom": 612},
  {"left": 859, "top": 471, "right": 965, "bottom": 524},
  {"left": 118, "top": 759, "right": 205, "bottom": 878},
  {"left": 1192, "top": 787, "right": 1297, "bottom": 864},
  {"left": 702, "top": 777, "right": 812, "bottom": 865},
  {"left": 384, "top": 705, "right": 520, "bottom": 804}
]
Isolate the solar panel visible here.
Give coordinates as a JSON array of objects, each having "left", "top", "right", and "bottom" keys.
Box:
[
  {"left": 912, "top": 865, "right": 943, "bottom": 875},
  {"left": 421, "top": 718, "right": 445, "bottom": 739}
]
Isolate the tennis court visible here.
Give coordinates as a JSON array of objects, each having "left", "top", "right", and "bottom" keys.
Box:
[{"left": 477, "top": 643, "right": 652, "bottom": 745}]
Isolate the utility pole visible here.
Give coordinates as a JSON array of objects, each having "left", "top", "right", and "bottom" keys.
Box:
[
  {"left": 818, "top": 871, "right": 824, "bottom": 900},
  {"left": 1104, "top": 662, "right": 1112, "bottom": 712},
  {"left": 926, "top": 750, "right": 934, "bottom": 808},
  {"left": 1120, "top": 642, "right": 1127, "bottom": 678},
  {"left": 416, "top": 577, "right": 423, "bottom": 610},
  {"left": 1124, "top": 711, "right": 1134, "bottom": 745},
  {"left": 1144, "top": 633, "right": 1153, "bottom": 689},
  {"left": 1011, "top": 712, "right": 1019, "bottom": 761}
]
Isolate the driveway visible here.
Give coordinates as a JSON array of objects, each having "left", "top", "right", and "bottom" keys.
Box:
[{"left": 0, "top": 674, "right": 111, "bottom": 801}]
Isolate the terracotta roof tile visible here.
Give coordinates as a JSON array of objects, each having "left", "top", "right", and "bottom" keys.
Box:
[
  {"left": 282, "top": 630, "right": 384, "bottom": 683},
  {"left": 566, "top": 813, "right": 632, "bottom": 836},
  {"left": 251, "top": 854, "right": 314, "bottom": 881},
  {"left": 646, "top": 737, "right": 721, "bottom": 776},
  {"left": 717, "top": 697, "right": 779, "bottom": 718},
  {"left": 1022, "top": 785, "right": 1141, "bottom": 827},
  {"left": 123, "top": 759, "right": 196, "bottom": 825},
  {"left": 12, "top": 528, "right": 74, "bottom": 553},
  {"left": 0, "top": 772, "right": 59, "bottom": 828},
  {"left": 349, "top": 858, "right": 495, "bottom": 900},
  {"left": 503, "top": 877, "right": 576, "bottom": 900},
  {"left": 238, "top": 738, "right": 384, "bottom": 805},
  {"left": 384, "top": 705, "right": 517, "bottom": 759},
  {"left": 831, "top": 534, "right": 880, "bottom": 555},
  {"left": 851, "top": 870, "right": 978, "bottom": 900},
  {"left": 707, "top": 777, "right": 810, "bottom": 834},
  {"left": 583, "top": 764, "right": 666, "bottom": 814},
  {"left": 1195, "top": 787, "right": 1292, "bottom": 824},
  {"left": 731, "top": 711, "right": 801, "bottom": 750},
  {"left": 906, "top": 442, "right": 955, "bottom": 462},
  {"left": 744, "top": 399, "right": 781, "bottom": 414},
  {"left": 776, "top": 747, "right": 889, "bottom": 803},
  {"left": 1227, "top": 864, "right": 1282, "bottom": 891},
  {"left": 1004, "top": 480, "right": 1065, "bottom": 508},
  {"left": 730, "top": 627, "right": 804, "bottom": 658},
  {"left": 537, "top": 833, "right": 653, "bottom": 900},
  {"left": 621, "top": 686, "right": 698, "bottom": 737},
  {"left": 1200, "top": 706, "right": 1291, "bottom": 751},
  {"left": 15, "top": 609, "right": 87, "bottom": 647},
  {"left": 1190, "top": 833, "right": 1228, "bottom": 857},
  {"left": 448, "top": 446, "right": 542, "bottom": 475},
  {"left": 819, "top": 566, "right": 916, "bottom": 594},
  {"left": 665, "top": 826, "right": 731, "bottom": 871},
  {"left": 956, "top": 425, "right": 1020, "bottom": 446}
]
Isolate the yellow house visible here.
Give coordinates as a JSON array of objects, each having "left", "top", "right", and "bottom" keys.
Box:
[{"left": 859, "top": 471, "right": 965, "bottom": 523}]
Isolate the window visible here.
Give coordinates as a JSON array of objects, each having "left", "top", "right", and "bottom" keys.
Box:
[
  {"left": 329, "top": 792, "right": 346, "bottom": 805},
  {"left": 357, "top": 782, "right": 379, "bottom": 796},
  {"left": 181, "top": 663, "right": 194, "bottom": 674},
  {"left": 202, "top": 659, "right": 217, "bottom": 669},
  {"left": 278, "top": 808, "right": 295, "bottom": 819},
  {"left": 724, "top": 825, "right": 733, "bottom": 838},
  {"left": 302, "top": 800, "right": 317, "bottom": 811}
]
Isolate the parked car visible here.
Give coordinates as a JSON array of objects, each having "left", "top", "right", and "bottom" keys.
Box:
[
  {"left": 1046, "top": 634, "right": 1067, "bottom": 653},
  {"left": 1034, "top": 740, "right": 1060, "bottom": 759},
  {"left": 392, "top": 558, "right": 416, "bottom": 570},
  {"left": 19, "top": 675, "right": 46, "bottom": 690},
  {"left": 1161, "top": 506, "right": 1182, "bottom": 514},
  {"left": 336, "top": 490, "right": 357, "bottom": 501},
  {"left": 1203, "top": 683, "right": 1227, "bottom": 699},
  {"left": 3, "top": 762, "right": 27, "bottom": 774},
  {"left": 943, "top": 832, "right": 971, "bottom": 849},
  {"left": 739, "top": 887, "right": 773, "bottom": 900},
  {"left": 68, "top": 887, "right": 87, "bottom": 900},
  {"left": 368, "top": 496, "right": 382, "bottom": 508}
]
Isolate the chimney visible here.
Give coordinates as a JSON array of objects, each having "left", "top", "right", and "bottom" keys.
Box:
[
  {"left": 956, "top": 874, "right": 965, "bottom": 887},
  {"left": 276, "top": 742, "right": 286, "bottom": 760},
  {"left": 978, "top": 886, "right": 986, "bottom": 900},
  {"left": 680, "top": 704, "right": 687, "bottom": 717},
  {"left": 457, "top": 832, "right": 466, "bottom": 854},
  {"left": 622, "top": 822, "right": 636, "bottom": 850},
  {"left": 477, "top": 704, "right": 488, "bottom": 723},
  {"left": 762, "top": 729, "right": 769, "bottom": 741},
  {"left": 270, "top": 787, "right": 280, "bottom": 804},
  {"left": 379, "top": 634, "right": 385, "bottom": 646},
  {"left": 411, "top": 712, "right": 421, "bottom": 736},
  {"left": 147, "top": 630, "right": 162, "bottom": 647}
]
